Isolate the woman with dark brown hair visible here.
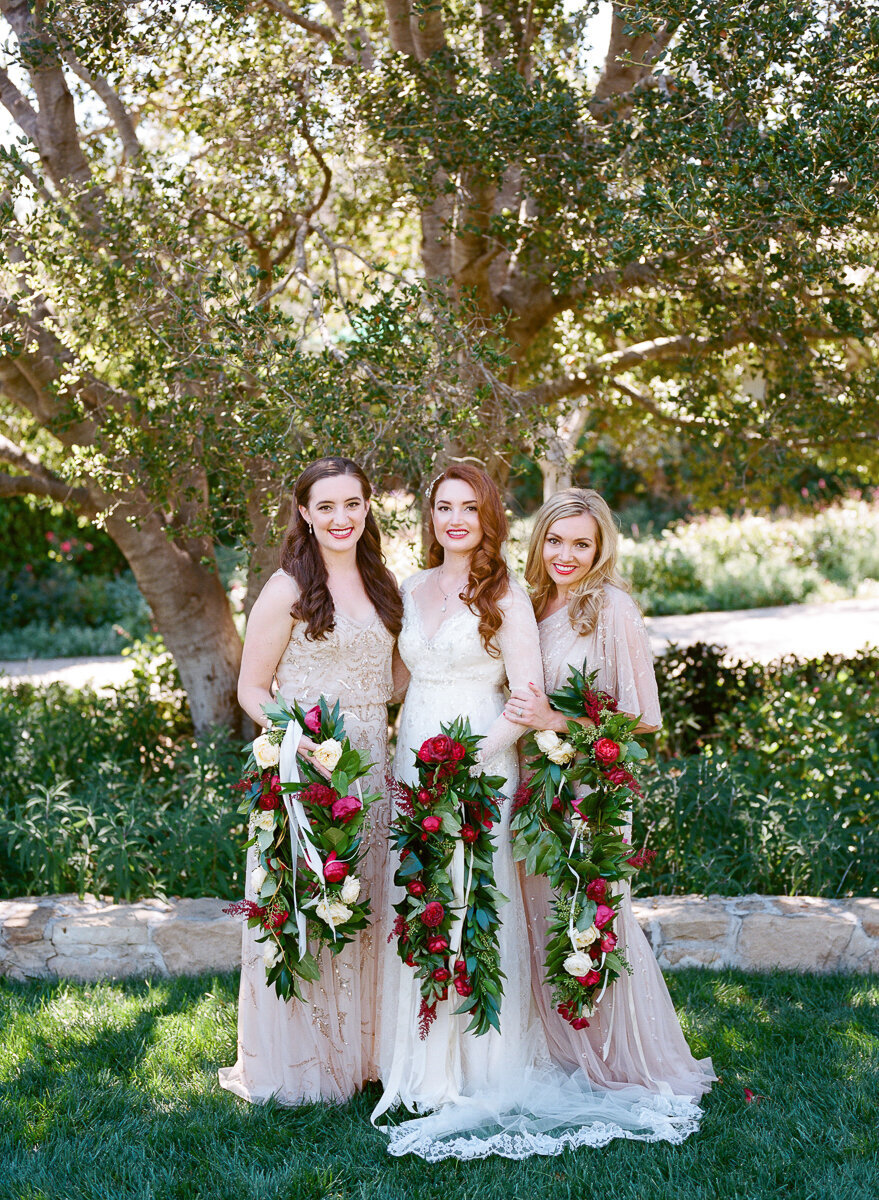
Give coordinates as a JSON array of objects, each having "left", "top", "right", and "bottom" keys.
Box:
[
  {"left": 220, "top": 455, "right": 402, "bottom": 1106},
  {"left": 373, "top": 463, "right": 550, "bottom": 1154}
]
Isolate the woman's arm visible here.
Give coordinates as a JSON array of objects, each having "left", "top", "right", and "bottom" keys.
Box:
[
  {"left": 391, "top": 645, "right": 410, "bottom": 704},
  {"left": 476, "top": 584, "right": 546, "bottom": 766},
  {"left": 237, "top": 574, "right": 298, "bottom": 727}
]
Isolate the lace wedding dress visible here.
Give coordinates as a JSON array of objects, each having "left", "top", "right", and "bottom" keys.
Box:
[
  {"left": 372, "top": 572, "right": 707, "bottom": 1160},
  {"left": 219, "top": 571, "right": 394, "bottom": 1104}
]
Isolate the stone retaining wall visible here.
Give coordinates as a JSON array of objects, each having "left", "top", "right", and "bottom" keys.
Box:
[{"left": 1, "top": 893, "right": 877, "bottom": 982}]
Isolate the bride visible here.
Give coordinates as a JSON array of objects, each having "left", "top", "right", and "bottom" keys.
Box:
[{"left": 373, "top": 466, "right": 709, "bottom": 1160}]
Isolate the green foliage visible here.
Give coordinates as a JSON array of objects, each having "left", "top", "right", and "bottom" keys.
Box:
[
  {"left": 638, "top": 645, "right": 879, "bottom": 897},
  {"left": 624, "top": 499, "right": 879, "bottom": 615},
  {"left": 0, "top": 678, "right": 243, "bottom": 902},
  {"left": 0, "top": 497, "right": 125, "bottom": 577},
  {"left": 0, "top": 564, "right": 150, "bottom": 634},
  {"left": 0, "top": 971, "right": 876, "bottom": 1200}
]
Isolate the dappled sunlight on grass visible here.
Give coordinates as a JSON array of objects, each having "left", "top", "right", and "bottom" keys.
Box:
[{"left": 0, "top": 968, "right": 876, "bottom": 1200}]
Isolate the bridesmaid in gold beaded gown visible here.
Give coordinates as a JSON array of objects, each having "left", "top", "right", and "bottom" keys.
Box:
[
  {"left": 505, "top": 488, "right": 714, "bottom": 1113},
  {"left": 219, "top": 457, "right": 402, "bottom": 1105}
]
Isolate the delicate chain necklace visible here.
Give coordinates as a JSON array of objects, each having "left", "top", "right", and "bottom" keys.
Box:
[{"left": 437, "top": 567, "right": 468, "bottom": 613}]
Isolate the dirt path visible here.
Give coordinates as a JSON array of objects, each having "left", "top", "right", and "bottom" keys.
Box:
[{"left": 2, "top": 597, "right": 877, "bottom": 689}]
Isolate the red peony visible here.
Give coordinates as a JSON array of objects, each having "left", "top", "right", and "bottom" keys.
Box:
[
  {"left": 600, "top": 932, "right": 618, "bottom": 953},
  {"left": 303, "top": 704, "right": 322, "bottom": 734},
  {"left": 427, "top": 936, "right": 449, "bottom": 954},
  {"left": 420, "top": 901, "right": 445, "bottom": 927},
  {"left": 421, "top": 815, "right": 442, "bottom": 834},
  {"left": 594, "top": 903, "right": 615, "bottom": 929},
  {"left": 404, "top": 953, "right": 415, "bottom": 967},
  {"left": 323, "top": 852, "right": 349, "bottom": 882},
  {"left": 586, "top": 877, "right": 607, "bottom": 902},
  {"left": 593, "top": 737, "right": 621, "bottom": 766},
  {"left": 454, "top": 977, "right": 473, "bottom": 996},
  {"left": 432, "top": 967, "right": 451, "bottom": 982},
  {"left": 604, "top": 764, "right": 641, "bottom": 794},
  {"left": 300, "top": 782, "right": 338, "bottom": 808},
  {"left": 454, "top": 959, "right": 467, "bottom": 974},
  {"left": 451, "top": 741, "right": 467, "bottom": 762},
  {"left": 460, "top": 824, "right": 478, "bottom": 844},
  {"left": 589, "top": 943, "right": 602, "bottom": 960},
  {"left": 577, "top": 969, "right": 601, "bottom": 987},
  {"left": 571, "top": 1016, "right": 590, "bottom": 1029},
  {"left": 407, "top": 880, "right": 426, "bottom": 897},
  {"left": 419, "top": 735, "right": 455, "bottom": 763},
  {"left": 416, "top": 788, "right": 433, "bottom": 806},
  {"left": 331, "top": 794, "right": 362, "bottom": 823},
  {"left": 259, "top": 791, "right": 282, "bottom": 811},
  {"left": 263, "top": 909, "right": 288, "bottom": 931}
]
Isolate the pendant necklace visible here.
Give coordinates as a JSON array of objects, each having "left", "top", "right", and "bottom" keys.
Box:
[{"left": 438, "top": 568, "right": 465, "bottom": 613}]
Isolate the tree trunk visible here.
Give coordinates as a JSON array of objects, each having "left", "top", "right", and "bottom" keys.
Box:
[
  {"left": 105, "top": 509, "right": 245, "bottom": 737},
  {"left": 538, "top": 453, "right": 573, "bottom": 501}
]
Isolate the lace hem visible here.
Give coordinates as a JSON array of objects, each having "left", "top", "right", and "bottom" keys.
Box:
[{"left": 379, "top": 1093, "right": 704, "bottom": 1161}]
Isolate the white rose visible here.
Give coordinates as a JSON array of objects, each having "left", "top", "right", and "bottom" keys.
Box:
[
  {"left": 571, "top": 924, "right": 600, "bottom": 950},
  {"left": 251, "top": 865, "right": 268, "bottom": 893},
  {"left": 563, "top": 951, "right": 594, "bottom": 977},
  {"left": 263, "top": 940, "right": 282, "bottom": 968},
  {"left": 535, "top": 729, "right": 561, "bottom": 755},
  {"left": 312, "top": 738, "right": 343, "bottom": 772},
  {"left": 547, "top": 740, "right": 575, "bottom": 766},
  {"left": 253, "top": 734, "right": 280, "bottom": 769},
  {"left": 340, "top": 875, "right": 361, "bottom": 905},
  {"left": 250, "top": 809, "right": 276, "bottom": 833},
  {"left": 315, "top": 899, "right": 353, "bottom": 927}
]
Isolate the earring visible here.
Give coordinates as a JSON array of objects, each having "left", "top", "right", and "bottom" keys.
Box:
[{"left": 307, "top": 522, "right": 313, "bottom": 535}]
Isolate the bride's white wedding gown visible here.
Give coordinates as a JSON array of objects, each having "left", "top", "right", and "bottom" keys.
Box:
[{"left": 372, "top": 570, "right": 706, "bottom": 1160}]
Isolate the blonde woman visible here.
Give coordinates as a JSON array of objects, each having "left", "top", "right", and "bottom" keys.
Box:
[{"left": 504, "top": 488, "right": 714, "bottom": 1120}]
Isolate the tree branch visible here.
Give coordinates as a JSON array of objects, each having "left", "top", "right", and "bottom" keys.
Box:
[
  {"left": 592, "top": 7, "right": 674, "bottom": 107},
  {"left": 257, "top": 0, "right": 340, "bottom": 44},
  {"left": 0, "top": 433, "right": 98, "bottom": 510},
  {"left": 0, "top": 64, "right": 40, "bottom": 143},
  {"left": 62, "top": 52, "right": 142, "bottom": 160}
]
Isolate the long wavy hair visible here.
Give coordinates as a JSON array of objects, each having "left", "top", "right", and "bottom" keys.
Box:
[
  {"left": 279, "top": 457, "right": 403, "bottom": 640},
  {"left": 426, "top": 463, "right": 509, "bottom": 656},
  {"left": 525, "top": 488, "right": 629, "bottom": 635}
]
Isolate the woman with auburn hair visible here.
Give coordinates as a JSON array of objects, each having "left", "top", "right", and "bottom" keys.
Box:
[
  {"left": 504, "top": 488, "right": 714, "bottom": 1133},
  {"left": 373, "top": 463, "right": 550, "bottom": 1152},
  {"left": 220, "top": 455, "right": 403, "bottom": 1106}
]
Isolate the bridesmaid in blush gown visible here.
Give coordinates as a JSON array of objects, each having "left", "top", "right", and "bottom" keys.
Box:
[
  {"left": 504, "top": 487, "right": 715, "bottom": 1108},
  {"left": 219, "top": 456, "right": 402, "bottom": 1105}
]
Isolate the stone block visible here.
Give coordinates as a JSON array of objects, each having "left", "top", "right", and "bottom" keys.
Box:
[
  {"left": 651, "top": 897, "right": 732, "bottom": 943},
  {"left": 660, "top": 943, "right": 728, "bottom": 969},
  {"left": 49, "top": 947, "right": 167, "bottom": 982},
  {"left": 736, "top": 911, "right": 857, "bottom": 971},
  {"left": 152, "top": 902, "right": 240, "bottom": 975},
  {"left": 848, "top": 898, "right": 879, "bottom": 939},
  {"left": 0, "top": 901, "right": 54, "bottom": 946},
  {"left": 51, "top": 910, "right": 155, "bottom": 953},
  {"left": 0, "top": 941, "right": 55, "bottom": 980},
  {"left": 839, "top": 925, "right": 879, "bottom": 972}
]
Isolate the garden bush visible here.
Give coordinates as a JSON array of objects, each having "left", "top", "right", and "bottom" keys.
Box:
[
  {"left": 622, "top": 498, "right": 879, "bottom": 615},
  {"left": 633, "top": 645, "right": 879, "bottom": 897},
  {"left": 1, "top": 642, "right": 875, "bottom": 902},
  {"left": 0, "top": 668, "right": 245, "bottom": 902}
]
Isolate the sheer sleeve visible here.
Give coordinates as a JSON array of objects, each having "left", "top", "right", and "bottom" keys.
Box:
[
  {"left": 599, "top": 587, "right": 662, "bottom": 731},
  {"left": 478, "top": 579, "right": 545, "bottom": 767}
]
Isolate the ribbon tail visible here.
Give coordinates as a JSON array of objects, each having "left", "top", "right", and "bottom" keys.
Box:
[{"left": 279, "top": 719, "right": 335, "bottom": 954}]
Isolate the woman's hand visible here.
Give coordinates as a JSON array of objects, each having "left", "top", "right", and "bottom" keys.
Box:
[
  {"left": 503, "top": 682, "right": 567, "bottom": 732},
  {"left": 296, "top": 733, "right": 333, "bottom": 781}
]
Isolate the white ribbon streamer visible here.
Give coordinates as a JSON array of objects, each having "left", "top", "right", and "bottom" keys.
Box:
[
  {"left": 277, "top": 719, "right": 336, "bottom": 955},
  {"left": 449, "top": 834, "right": 476, "bottom": 959}
]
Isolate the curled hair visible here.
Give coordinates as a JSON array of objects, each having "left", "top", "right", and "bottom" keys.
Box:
[
  {"left": 427, "top": 463, "right": 509, "bottom": 656},
  {"left": 279, "top": 456, "right": 403, "bottom": 640},
  {"left": 525, "top": 488, "right": 629, "bottom": 635}
]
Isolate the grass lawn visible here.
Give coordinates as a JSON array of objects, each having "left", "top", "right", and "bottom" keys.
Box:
[{"left": 0, "top": 969, "right": 876, "bottom": 1200}]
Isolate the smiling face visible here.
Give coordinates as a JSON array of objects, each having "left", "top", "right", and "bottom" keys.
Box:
[
  {"left": 542, "top": 513, "right": 599, "bottom": 592},
  {"left": 299, "top": 474, "right": 369, "bottom": 556},
  {"left": 432, "top": 478, "right": 483, "bottom": 557}
]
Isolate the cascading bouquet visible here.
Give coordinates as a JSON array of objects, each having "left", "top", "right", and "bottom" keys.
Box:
[
  {"left": 226, "top": 695, "right": 379, "bottom": 1002},
  {"left": 389, "top": 719, "right": 507, "bottom": 1038},
  {"left": 511, "top": 660, "right": 654, "bottom": 1030}
]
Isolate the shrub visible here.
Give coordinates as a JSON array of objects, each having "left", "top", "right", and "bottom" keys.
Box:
[
  {"left": 0, "top": 675, "right": 245, "bottom": 902},
  {"left": 635, "top": 645, "right": 879, "bottom": 897}
]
